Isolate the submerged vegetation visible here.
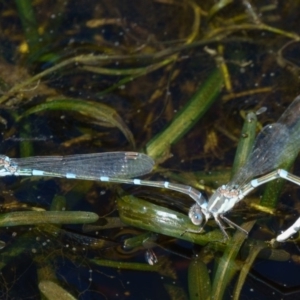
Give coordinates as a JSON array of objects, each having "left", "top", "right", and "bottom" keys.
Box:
[{"left": 0, "top": 0, "right": 300, "bottom": 299}]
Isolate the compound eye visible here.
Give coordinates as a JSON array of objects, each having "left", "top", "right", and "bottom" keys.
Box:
[{"left": 188, "top": 204, "right": 203, "bottom": 225}]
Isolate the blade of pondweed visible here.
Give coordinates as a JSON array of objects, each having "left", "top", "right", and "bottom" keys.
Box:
[
  {"left": 18, "top": 97, "right": 135, "bottom": 148},
  {"left": 39, "top": 280, "right": 77, "bottom": 300},
  {"left": 230, "top": 112, "right": 257, "bottom": 178},
  {"left": 117, "top": 194, "right": 225, "bottom": 247},
  {"left": 211, "top": 221, "right": 256, "bottom": 300},
  {"left": 164, "top": 284, "right": 189, "bottom": 300},
  {"left": 91, "top": 256, "right": 177, "bottom": 279},
  {"left": 188, "top": 256, "right": 211, "bottom": 300},
  {"left": 233, "top": 240, "right": 264, "bottom": 300},
  {"left": 0, "top": 211, "right": 99, "bottom": 227},
  {"left": 50, "top": 195, "right": 67, "bottom": 211},
  {"left": 96, "top": 56, "right": 176, "bottom": 96},
  {"left": 19, "top": 119, "right": 34, "bottom": 158},
  {"left": 146, "top": 68, "right": 223, "bottom": 159},
  {"left": 207, "top": 0, "right": 233, "bottom": 21},
  {"left": 15, "top": 0, "right": 39, "bottom": 53},
  {"left": 0, "top": 51, "right": 176, "bottom": 104},
  {"left": 123, "top": 232, "right": 156, "bottom": 250}
]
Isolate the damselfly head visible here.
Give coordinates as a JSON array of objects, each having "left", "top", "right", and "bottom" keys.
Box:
[{"left": 188, "top": 203, "right": 205, "bottom": 225}]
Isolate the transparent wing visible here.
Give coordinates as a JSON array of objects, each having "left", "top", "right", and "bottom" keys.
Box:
[
  {"left": 10, "top": 152, "right": 155, "bottom": 179},
  {"left": 230, "top": 95, "right": 300, "bottom": 187}
]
